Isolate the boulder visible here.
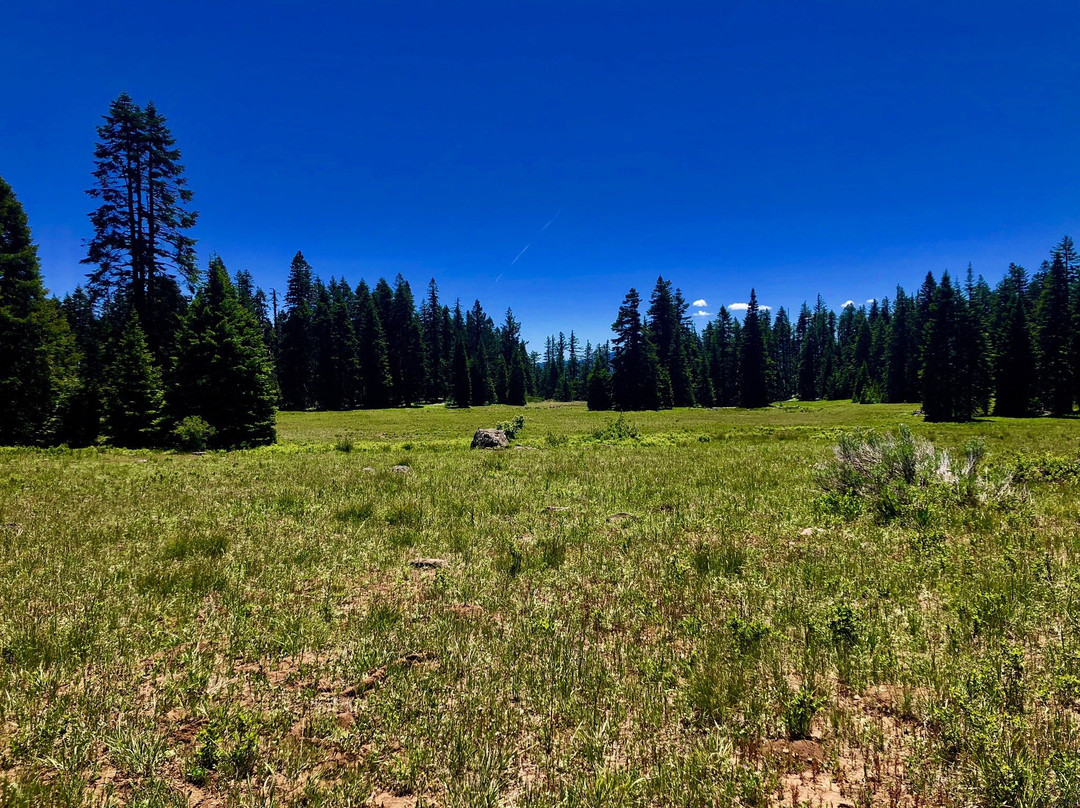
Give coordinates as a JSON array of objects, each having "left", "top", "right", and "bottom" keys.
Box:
[{"left": 471, "top": 428, "right": 509, "bottom": 449}]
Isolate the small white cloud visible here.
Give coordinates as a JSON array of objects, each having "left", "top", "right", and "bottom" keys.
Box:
[
  {"left": 843, "top": 300, "right": 855, "bottom": 308},
  {"left": 866, "top": 298, "right": 875, "bottom": 304},
  {"left": 729, "top": 301, "right": 769, "bottom": 312},
  {"left": 692, "top": 298, "right": 707, "bottom": 307},
  {"left": 694, "top": 309, "right": 711, "bottom": 317}
]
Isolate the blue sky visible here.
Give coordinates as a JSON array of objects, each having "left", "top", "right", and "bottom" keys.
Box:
[{"left": 4, "top": 1, "right": 1080, "bottom": 348}]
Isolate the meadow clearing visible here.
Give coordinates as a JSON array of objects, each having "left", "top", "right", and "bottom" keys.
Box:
[{"left": 0, "top": 402, "right": 1078, "bottom": 807}]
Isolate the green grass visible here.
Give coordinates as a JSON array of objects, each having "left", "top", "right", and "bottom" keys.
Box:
[{"left": 0, "top": 401, "right": 1078, "bottom": 806}]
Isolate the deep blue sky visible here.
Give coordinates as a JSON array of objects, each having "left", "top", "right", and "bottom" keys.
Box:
[{"left": 4, "top": 1, "right": 1080, "bottom": 348}]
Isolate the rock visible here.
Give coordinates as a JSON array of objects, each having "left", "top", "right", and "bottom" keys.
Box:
[
  {"left": 410, "top": 558, "right": 448, "bottom": 569},
  {"left": 799, "top": 527, "right": 821, "bottom": 537},
  {"left": 391, "top": 465, "right": 411, "bottom": 474},
  {"left": 362, "top": 466, "right": 376, "bottom": 473},
  {"left": 471, "top": 428, "right": 509, "bottom": 449},
  {"left": 606, "top": 512, "right": 637, "bottom": 523}
]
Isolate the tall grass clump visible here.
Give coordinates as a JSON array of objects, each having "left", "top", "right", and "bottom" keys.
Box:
[{"left": 815, "top": 425, "right": 1018, "bottom": 523}]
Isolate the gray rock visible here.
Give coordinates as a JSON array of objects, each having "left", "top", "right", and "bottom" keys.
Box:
[
  {"left": 391, "top": 465, "right": 411, "bottom": 474},
  {"left": 471, "top": 428, "right": 509, "bottom": 449}
]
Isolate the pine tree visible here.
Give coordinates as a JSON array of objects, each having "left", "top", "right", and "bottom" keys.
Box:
[
  {"left": 610, "top": 288, "right": 661, "bottom": 410},
  {"left": 103, "top": 309, "right": 164, "bottom": 447},
  {"left": 354, "top": 281, "right": 392, "bottom": 408},
  {"left": 278, "top": 251, "right": 316, "bottom": 409},
  {"left": 885, "top": 288, "right": 913, "bottom": 402},
  {"left": 920, "top": 273, "right": 964, "bottom": 422},
  {"left": 450, "top": 331, "right": 472, "bottom": 407},
  {"left": 466, "top": 300, "right": 496, "bottom": 405},
  {"left": 507, "top": 351, "right": 528, "bottom": 406},
  {"left": 60, "top": 286, "right": 104, "bottom": 445},
  {"left": 171, "top": 257, "right": 277, "bottom": 447},
  {"left": 0, "top": 177, "right": 77, "bottom": 445},
  {"left": 421, "top": 278, "right": 446, "bottom": 401},
  {"left": 389, "top": 275, "right": 426, "bottom": 406},
  {"left": 83, "top": 95, "right": 197, "bottom": 361},
  {"left": 1036, "top": 247, "right": 1074, "bottom": 414},
  {"left": 738, "top": 289, "right": 770, "bottom": 407},
  {"left": 586, "top": 344, "right": 613, "bottom": 410},
  {"left": 992, "top": 264, "right": 1035, "bottom": 417}
]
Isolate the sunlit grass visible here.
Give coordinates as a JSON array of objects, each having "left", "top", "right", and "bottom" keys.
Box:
[{"left": 0, "top": 401, "right": 1078, "bottom": 806}]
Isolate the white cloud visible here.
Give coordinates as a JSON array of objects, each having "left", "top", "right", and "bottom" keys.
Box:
[
  {"left": 842, "top": 300, "right": 855, "bottom": 308},
  {"left": 729, "top": 302, "right": 770, "bottom": 312},
  {"left": 866, "top": 298, "right": 876, "bottom": 304},
  {"left": 694, "top": 309, "right": 711, "bottom": 317},
  {"left": 692, "top": 298, "right": 707, "bottom": 307}
]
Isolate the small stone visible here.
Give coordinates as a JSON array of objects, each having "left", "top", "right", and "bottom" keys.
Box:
[
  {"left": 362, "top": 466, "right": 376, "bottom": 473},
  {"left": 391, "top": 465, "right": 411, "bottom": 474}
]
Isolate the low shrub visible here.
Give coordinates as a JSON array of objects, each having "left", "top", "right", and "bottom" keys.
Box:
[
  {"left": 496, "top": 415, "right": 526, "bottom": 440},
  {"left": 815, "top": 425, "right": 1018, "bottom": 523},
  {"left": 172, "top": 416, "right": 216, "bottom": 451}
]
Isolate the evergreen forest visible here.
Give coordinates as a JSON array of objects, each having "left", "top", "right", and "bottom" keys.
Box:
[{"left": 3, "top": 95, "right": 1079, "bottom": 450}]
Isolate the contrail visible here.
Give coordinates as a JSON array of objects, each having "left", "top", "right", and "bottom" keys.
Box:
[
  {"left": 510, "top": 243, "right": 531, "bottom": 265},
  {"left": 540, "top": 208, "right": 561, "bottom": 232},
  {"left": 507, "top": 207, "right": 561, "bottom": 269}
]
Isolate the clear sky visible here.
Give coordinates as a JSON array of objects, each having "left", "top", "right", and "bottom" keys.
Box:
[{"left": 4, "top": 1, "right": 1080, "bottom": 349}]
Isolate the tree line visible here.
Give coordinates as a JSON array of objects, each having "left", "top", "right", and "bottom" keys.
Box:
[
  {"left": 2, "top": 94, "right": 1078, "bottom": 452},
  {"left": 581, "top": 249, "right": 1078, "bottom": 421}
]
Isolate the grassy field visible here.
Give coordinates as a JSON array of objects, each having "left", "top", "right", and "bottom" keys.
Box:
[{"left": 1, "top": 402, "right": 1079, "bottom": 807}]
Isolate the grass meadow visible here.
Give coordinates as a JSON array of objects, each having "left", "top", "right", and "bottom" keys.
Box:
[{"left": 1, "top": 402, "right": 1079, "bottom": 807}]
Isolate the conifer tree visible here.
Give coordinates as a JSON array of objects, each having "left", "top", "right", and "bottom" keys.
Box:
[
  {"left": 0, "top": 177, "right": 77, "bottom": 445},
  {"left": 738, "top": 289, "right": 770, "bottom": 407},
  {"left": 450, "top": 331, "right": 472, "bottom": 407},
  {"left": 103, "top": 309, "right": 164, "bottom": 447},
  {"left": 83, "top": 95, "right": 197, "bottom": 360},
  {"left": 421, "top": 278, "right": 446, "bottom": 401},
  {"left": 610, "top": 288, "right": 661, "bottom": 410},
  {"left": 171, "top": 257, "right": 277, "bottom": 447},
  {"left": 586, "top": 344, "right": 613, "bottom": 410},
  {"left": 60, "top": 286, "right": 105, "bottom": 445},
  {"left": 507, "top": 351, "right": 528, "bottom": 406},
  {"left": 354, "top": 281, "right": 392, "bottom": 408},
  {"left": 920, "top": 273, "right": 963, "bottom": 421},
  {"left": 466, "top": 300, "right": 496, "bottom": 405},
  {"left": 1036, "top": 248, "right": 1074, "bottom": 414},
  {"left": 278, "top": 251, "right": 316, "bottom": 409},
  {"left": 389, "top": 276, "right": 426, "bottom": 406},
  {"left": 992, "top": 264, "right": 1035, "bottom": 416}
]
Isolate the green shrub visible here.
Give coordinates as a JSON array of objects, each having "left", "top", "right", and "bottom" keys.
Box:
[
  {"left": 591, "top": 414, "right": 640, "bottom": 443},
  {"left": 496, "top": 415, "right": 526, "bottom": 440},
  {"left": 782, "top": 685, "right": 825, "bottom": 740},
  {"left": 172, "top": 415, "right": 217, "bottom": 451}
]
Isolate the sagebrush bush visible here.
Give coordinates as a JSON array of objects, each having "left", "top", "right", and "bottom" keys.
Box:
[{"left": 815, "top": 425, "right": 1018, "bottom": 523}]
